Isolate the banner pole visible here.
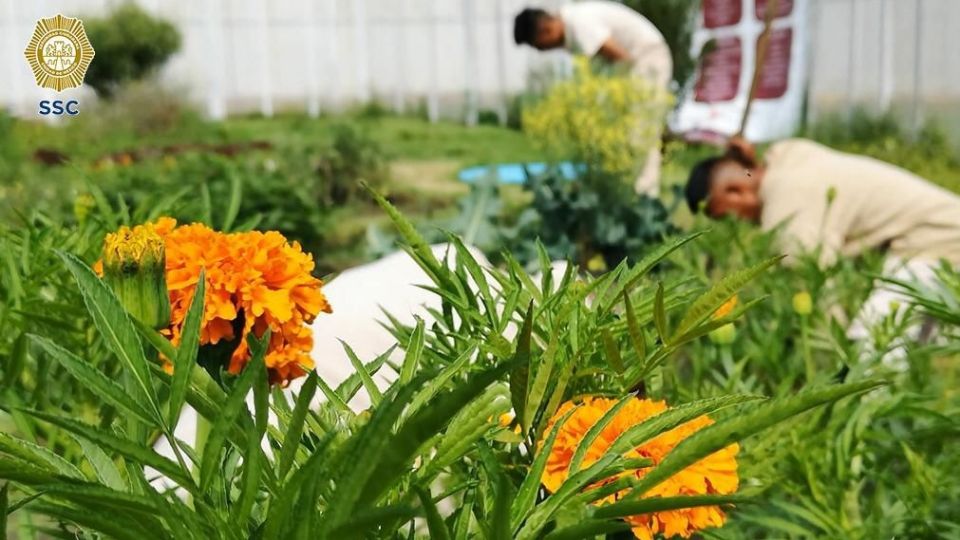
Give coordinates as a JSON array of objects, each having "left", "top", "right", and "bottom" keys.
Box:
[{"left": 737, "top": 0, "right": 780, "bottom": 137}]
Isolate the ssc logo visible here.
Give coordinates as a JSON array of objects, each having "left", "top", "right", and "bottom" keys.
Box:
[{"left": 23, "top": 14, "right": 95, "bottom": 92}]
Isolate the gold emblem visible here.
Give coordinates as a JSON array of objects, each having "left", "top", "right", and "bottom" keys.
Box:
[{"left": 23, "top": 14, "right": 95, "bottom": 92}]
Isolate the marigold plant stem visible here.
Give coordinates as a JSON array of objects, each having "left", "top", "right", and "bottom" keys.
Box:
[{"left": 801, "top": 319, "right": 814, "bottom": 382}]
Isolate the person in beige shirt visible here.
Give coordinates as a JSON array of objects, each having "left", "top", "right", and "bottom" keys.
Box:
[{"left": 684, "top": 137, "right": 960, "bottom": 361}]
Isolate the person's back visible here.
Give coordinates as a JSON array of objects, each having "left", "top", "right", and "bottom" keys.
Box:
[
  {"left": 559, "top": 1, "right": 671, "bottom": 84},
  {"left": 760, "top": 139, "right": 960, "bottom": 266}
]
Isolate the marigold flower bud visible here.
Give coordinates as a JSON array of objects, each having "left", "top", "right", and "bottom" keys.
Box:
[
  {"left": 102, "top": 223, "right": 171, "bottom": 329},
  {"left": 73, "top": 194, "right": 95, "bottom": 225},
  {"left": 826, "top": 185, "right": 837, "bottom": 206},
  {"left": 709, "top": 323, "right": 736, "bottom": 345},
  {"left": 587, "top": 253, "right": 607, "bottom": 273},
  {"left": 792, "top": 291, "right": 813, "bottom": 316}
]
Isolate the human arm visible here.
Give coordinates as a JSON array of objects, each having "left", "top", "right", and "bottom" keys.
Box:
[{"left": 596, "top": 38, "right": 630, "bottom": 63}]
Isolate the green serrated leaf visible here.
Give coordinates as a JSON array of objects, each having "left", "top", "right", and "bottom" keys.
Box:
[
  {"left": 543, "top": 520, "right": 631, "bottom": 540},
  {"left": 623, "top": 293, "right": 646, "bottom": 366},
  {"left": 334, "top": 345, "right": 394, "bottom": 404},
  {"left": 420, "top": 383, "right": 510, "bottom": 481},
  {"left": 671, "top": 256, "right": 783, "bottom": 343},
  {"left": 599, "top": 232, "right": 703, "bottom": 313},
  {"left": 511, "top": 406, "right": 577, "bottom": 531},
  {"left": 407, "top": 342, "right": 477, "bottom": 419},
  {"left": 21, "top": 410, "right": 194, "bottom": 490},
  {"left": 607, "top": 394, "right": 764, "bottom": 457},
  {"left": 365, "top": 184, "right": 447, "bottom": 287},
  {"left": 222, "top": 167, "right": 243, "bottom": 231},
  {"left": 453, "top": 488, "right": 475, "bottom": 540},
  {"left": 399, "top": 319, "right": 425, "bottom": 385},
  {"left": 198, "top": 345, "right": 264, "bottom": 493},
  {"left": 594, "top": 493, "right": 751, "bottom": 520},
  {"left": 628, "top": 380, "right": 885, "bottom": 498},
  {"left": 0, "top": 432, "right": 85, "bottom": 480},
  {"left": 57, "top": 251, "right": 163, "bottom": 423},
  {"left": 76, "top": 437, "right": 125, "bottom": 491},
  {"left": 278, "top": 372, "right": 319, "bottom": 480},
  {"left": 511, "top": 303, "right": 533, "bottom": 431},
  {"left": 340, "top": 340, "right": 383, "bottom": 406},
  {"left": 524, "top": 330, "right": 559, "bottom": 435},
  {"left": 491, "top": 471, "right": 513, "bottom": 540},
  {"left": 29, "top": 335, "right": 156, "bottom": 426},
  {"left": 170, "top": 272, "right": 205, "bottom": 428},
  {"left": 350, "top": 362, "right": 514, "bottom": 520},
  {"left": 416, "top": 486, "right": 451, "bottom": 540},
  {"left": 569, "top": 395, "right": 634, "bottom": 474},
  {"left": 653, "top": 283, "right": 668, "bottom": 341},
  {"left": 600, "top": 327, "right": 625, "bottom": 375}
]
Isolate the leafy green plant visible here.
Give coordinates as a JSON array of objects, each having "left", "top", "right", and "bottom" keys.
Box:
[
  {"left": 314, "top": 123, "right": 388, "bottom": 206},
  {"left": 0, "top": 111, "right": 24, "bottom": 183},
  {"left": 82, "top": 3, "right": 182, "bottom": 97},
  {"left": 0, "top": 189, "right": 887, "bottom": 539},
  {"left": 501, "top": 170, "right": 679, "bottom": 270}
]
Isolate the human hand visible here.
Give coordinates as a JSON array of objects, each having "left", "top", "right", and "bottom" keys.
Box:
[{"left": 726, "top": 135, "right": 757, "bottom": 166}]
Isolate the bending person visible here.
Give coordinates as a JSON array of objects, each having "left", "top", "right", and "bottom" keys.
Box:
[
  {"left": 684, "top": 137, "right": 960, "bottom": 362},
  {"left": 514, "top": 2, "right": 673, "bottom": 196}
]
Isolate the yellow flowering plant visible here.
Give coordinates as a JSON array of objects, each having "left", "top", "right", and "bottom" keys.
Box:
[
  {"left": 523, "top": 56, "right": 674, "bottom": 188},
  {"left": 512, "top": 57, "right": 679, "bottom": 270}
]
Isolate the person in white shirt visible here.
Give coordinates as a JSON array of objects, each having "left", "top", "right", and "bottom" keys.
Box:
[{"left": 513, "top": 2, "right": 673, "bottom": 196}]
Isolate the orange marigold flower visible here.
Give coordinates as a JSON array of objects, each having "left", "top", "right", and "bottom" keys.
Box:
[
  {"left": 540, "top": 397, "right": 739, "bottom": 540},
  {"left": 99, "top": 218, "right": 331, "bottom": 385}
]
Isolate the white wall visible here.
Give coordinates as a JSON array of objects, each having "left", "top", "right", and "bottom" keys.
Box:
[
  {"left": 2, "top": 0, "right": 959, "bottom": 134},
  {"left": 0, "top": 0, "right": 568, "bottom": 121},
  {"left": 808, "top": 0, "right": 960, "bottom": 131}
]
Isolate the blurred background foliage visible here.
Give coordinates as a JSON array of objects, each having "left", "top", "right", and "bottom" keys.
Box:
[{"left": 82, "top": 3, "right": 182, "bottom": 97}]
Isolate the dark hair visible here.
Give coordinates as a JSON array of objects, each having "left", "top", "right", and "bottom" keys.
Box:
[
  {"left": 514, "top": 8, "right": 549, "bottom": 45},
  {"left": 685, "top": 156, "right": 722, "bottom": 214}
]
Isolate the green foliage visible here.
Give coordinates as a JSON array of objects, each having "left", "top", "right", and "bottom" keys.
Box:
[
  {"left": 501, "top": 171, "right": 680, "bottom": 270},
  {"left": 82, "top": 3, "right": 182, "bottom": 97},
  {"left": 804, "top": 109, "right": 960, "bottom": 193},
  {"left": 659, "top": 217, "right": 960, "bottom": 539},
  {"left": 314, "top": 123, "right": 388, "bottom": 206},
  {"left": 0, "top": 186, "right": 889, "bottom": 538},
  {"left": 0, "top": 111, "right": 24, "bottom": 183}
]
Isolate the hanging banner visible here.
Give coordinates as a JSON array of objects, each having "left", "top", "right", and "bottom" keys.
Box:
[{"left": 670, "top": 0, "right": 808, "bottom": 142}]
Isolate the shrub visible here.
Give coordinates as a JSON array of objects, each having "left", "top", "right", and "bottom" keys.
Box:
[
  {"left": 0, "top": 111, "right": 24, "bottom": 182},
  {"left": 314, "top": 124, "right": 388, "bottom": 206},
  {"left": 516, "top": 57, "right": 678, "bottom": 269},
  {"left": 82, "top": 3, "right": 181, "bottom": 97},
  {"left": 522, "top": 57, "right": 673, "bottom": 184},
  {"left": 804, "top": 109, "right": 960, "bottom": 193},
  {"left": 501, "top": 170, "right": 679, "bottom": 270}
]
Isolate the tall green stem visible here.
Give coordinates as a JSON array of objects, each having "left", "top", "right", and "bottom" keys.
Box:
[{"left": 801, "top": 318, "right": 814, "bottom": 382}]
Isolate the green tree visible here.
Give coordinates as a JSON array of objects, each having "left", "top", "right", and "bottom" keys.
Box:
[{"left": 83, "top": 3, "right": 181, "bottom": 97}]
